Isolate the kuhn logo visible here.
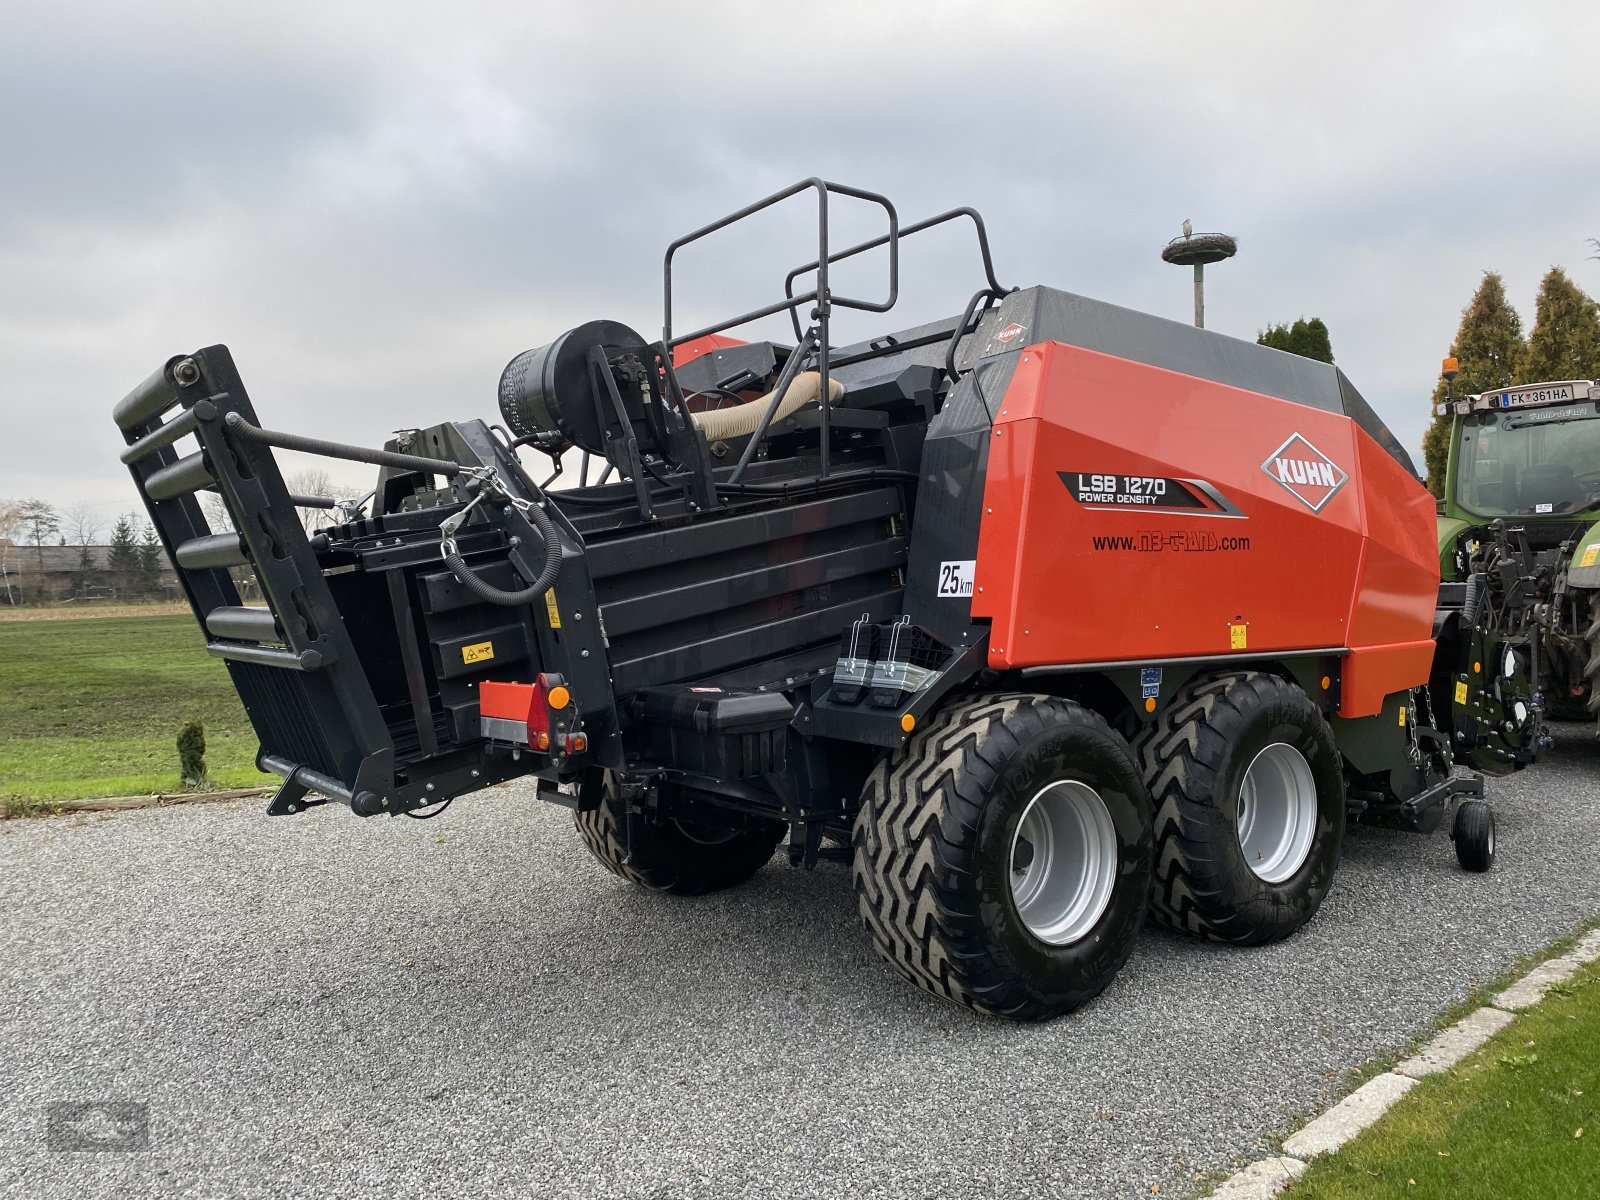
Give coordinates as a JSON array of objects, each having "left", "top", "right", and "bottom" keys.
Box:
[
  {"left": 994, "top": 322, "right": 1026, "bottom": 344},
  {"left": 1260, "top": 434, "right": 1348, "bottom": 512}
]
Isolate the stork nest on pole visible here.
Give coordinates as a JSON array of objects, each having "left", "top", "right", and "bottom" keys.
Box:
[{"left": 1161, "top": 232, "right": 1238, "bottom": 266}]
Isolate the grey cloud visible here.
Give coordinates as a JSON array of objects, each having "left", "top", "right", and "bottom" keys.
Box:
[{"left": 4, "top": 0, "right": 1600, "bottom": 514}]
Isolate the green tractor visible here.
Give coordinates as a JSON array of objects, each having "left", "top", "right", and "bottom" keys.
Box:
[{"left": 1435, "top": 360, "right": 1600, "bottom": 747}]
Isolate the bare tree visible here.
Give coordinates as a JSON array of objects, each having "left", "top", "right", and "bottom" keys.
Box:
[
  {"left": 18, "top": 498, "right": 60, "bottom": 573},
  {"left": 200, "top": 490, "right": 235, "bottom": 533},
  {"left": 62, "top": 501, "right": 105, "bottom": 548},
  {"left": 283, "top": 469, "right": 365, "bottom": 533},
  {"left": 0, "top": 499, "right": 20, "bottom": 605}
]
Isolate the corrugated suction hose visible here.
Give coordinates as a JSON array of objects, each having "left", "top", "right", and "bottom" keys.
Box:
[
  {"left": 443, "top": 498, "right": 563, "bottom": 608},
  {"left": 689, "top": 371, "right": 844, "bottom": 442}
]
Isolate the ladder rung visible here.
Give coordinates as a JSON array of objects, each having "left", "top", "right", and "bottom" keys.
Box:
[
  {"left": 145, "top": 451, "right": 214, "bottom": 501},
  {"left": 114, "top": 361, "right": 179, "bottom": 430},
  {"left": 176, "top": 532, "right": 249, "bottom": 570},
  {"left": 206, "top": 606, "right": 280, "bottom": 642},
  {"left": 205, "top": 641, "right": 323, "bottom": 671},
  {"left": 120, "top": 408, "right": 198, "bottom": 465}
]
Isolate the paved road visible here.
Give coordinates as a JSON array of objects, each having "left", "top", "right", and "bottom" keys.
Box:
[{"left": 4, "top": 728, "right": 1599, "bottom": 1199}]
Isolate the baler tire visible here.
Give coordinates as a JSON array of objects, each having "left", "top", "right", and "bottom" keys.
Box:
[
  {"left": 573, "top": 779, "right": 784, "bottom": 896},
  {"left": 851, "top": 692, "right": 1153, "bottom": 1021},
  {"left": 1138, "top": 671, "right": 1345, "bottom": 945}
]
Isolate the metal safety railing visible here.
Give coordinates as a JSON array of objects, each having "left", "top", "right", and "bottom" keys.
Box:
[
  {"left": 663, "top": 179, "right": 900, "bottom": 482},
  {"left": 660, "top": 181, "right": 1013, "bottom": 483}
]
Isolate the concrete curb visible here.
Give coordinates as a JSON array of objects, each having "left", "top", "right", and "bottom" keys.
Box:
[
  {"left": 1208, "top": 1157, "right": 1307, "bottom": 1200},
  {"left": 5, "top": 786, "right": 273, "bottom": 819},
  {"left": 1203, "top": 923, "right": 1600, "bottom": 1197}
]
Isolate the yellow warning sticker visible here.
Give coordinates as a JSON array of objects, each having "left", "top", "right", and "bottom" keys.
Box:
[
  {"left": 461, "top": 640, "right": 495, "bottom": 665},
  {"left": 1454, "top": 679, "right": 1469, "bottom": 705},
  {"left": 1398, "top": 706, "right": 1407, "bottom": 727},
  {"left": 544, "top": 588, "right": 562, "bottom": 630},
  {"left": 1582, "top": 544, "right": 1600, "bottom": 568},
  {"left": 1229, "top": 623, "right": 1248, "bottom": 650}
]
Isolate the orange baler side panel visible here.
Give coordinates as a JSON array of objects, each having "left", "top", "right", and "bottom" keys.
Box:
[
  {"left": 1342, "top": 642, "right": 1439, "bottom": 719},
  {"left": 1339, "top": 424, "right": 1442, "bottom": 715},
  {"left": 971, "top": 342, "right": 1437, "bottom": 703}
]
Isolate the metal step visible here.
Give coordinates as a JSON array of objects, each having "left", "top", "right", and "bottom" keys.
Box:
[
  {"left": 205, "top": 642, "right": 323, "bottom": 671},
  {"left": 145, "top": 450, "right": 214, "bottom": 501},
  {"left": 205, "top": 605, "right": 281, "bottom": 642},
  {"left": 113, "top": 361, "right": 180, "bottom": 431},
  {"left": 119, "top": 408, "right": 198, "bottom": 465},
  {"left": 175, "top": 532, "right": 249, "bottom": 570}
]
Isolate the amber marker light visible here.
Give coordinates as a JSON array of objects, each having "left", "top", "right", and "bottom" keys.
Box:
[{"left": 548, "top": 685, "right": 571, "bottom": 710}]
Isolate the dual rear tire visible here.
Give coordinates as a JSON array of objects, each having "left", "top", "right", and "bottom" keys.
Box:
[
  {"left": 1136, "top": 671, "right": 1346, "bottom": 944},
  {"left": 849, "top": 675, "right": 1346, "bottom": 1019}
]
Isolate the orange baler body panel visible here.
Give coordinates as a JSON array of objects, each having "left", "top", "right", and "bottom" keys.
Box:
[{"left": 970, "top": 342, "right": 1438, "bottom": 718}]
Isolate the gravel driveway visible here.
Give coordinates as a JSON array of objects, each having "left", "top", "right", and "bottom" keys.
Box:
[{"left": 4, "top": 728, "right": 1599, "bottom": 1199}]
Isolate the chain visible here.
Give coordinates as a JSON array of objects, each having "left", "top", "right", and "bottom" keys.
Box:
[{"left": 438, "top": 467, "right": 540, "bottom": 559}]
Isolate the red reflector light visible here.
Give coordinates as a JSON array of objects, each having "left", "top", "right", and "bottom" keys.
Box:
[
  {"left": 479, "top": 679, "right": 546, "bottom": 722},
  {"left": 478, "top": 679, "right": 551, "bottom": 745}
]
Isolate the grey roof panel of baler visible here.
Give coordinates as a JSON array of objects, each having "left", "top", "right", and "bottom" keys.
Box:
[
  {"left": 966, "top": 287, "right": 1414, "bottom": 473},
  {"left": 1336, "top": 370, "right": 1418, "bottom": 477}
]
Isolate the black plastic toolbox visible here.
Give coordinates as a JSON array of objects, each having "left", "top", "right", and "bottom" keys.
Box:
[{"left": 630, "top": 687, "right": 794, "bottom": 778}]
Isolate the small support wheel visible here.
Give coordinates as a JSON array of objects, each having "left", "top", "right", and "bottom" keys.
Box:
[{"left": 1452, "top": 799, "right": 1496, "bottom": 873}]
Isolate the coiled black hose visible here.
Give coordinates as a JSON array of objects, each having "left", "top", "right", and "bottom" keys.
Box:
[
  {"left": 1463, "top": 572, "right": 1484, "bottom": 627},
  {"left": 444, "top": 497, "right": 563, "bottom": 608},
  {"left": 225, "top": 411, "right": 562, "bottom": 609}
]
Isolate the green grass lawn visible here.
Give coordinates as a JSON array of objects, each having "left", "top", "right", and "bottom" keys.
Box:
[
  {"left": 0, "top": 614, "right": 267, "bottom": 804},
  {"left": 1286, "top": 960, "right": 1600, "bottom": 1198}
]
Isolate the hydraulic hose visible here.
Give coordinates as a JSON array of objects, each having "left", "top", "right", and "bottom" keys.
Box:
[
  {"left": 444, "top": 496, "right": 564, "bottom": 608},
  {"left": 689, "top": 371, "right": 843, "bottom": 443},
  {"left": 1463, "top": 572, "right": 1484, "bottom": 627}
]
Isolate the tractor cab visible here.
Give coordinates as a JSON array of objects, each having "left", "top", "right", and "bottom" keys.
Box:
[{"left": 1439, "top": 375, "right": 1600, "bottom": 527}]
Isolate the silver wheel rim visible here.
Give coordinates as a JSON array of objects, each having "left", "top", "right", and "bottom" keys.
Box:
[
  {"left": 1008, "top": 781, "right": 1119, "bottom": 946},
  {"left": 1236, "top": 742, "right": 1318, "bottom": 883}
]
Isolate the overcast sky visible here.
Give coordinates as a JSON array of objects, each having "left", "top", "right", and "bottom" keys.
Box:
[{"left": 4, "top": 1, "right": 1598, "bottom": 527}]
